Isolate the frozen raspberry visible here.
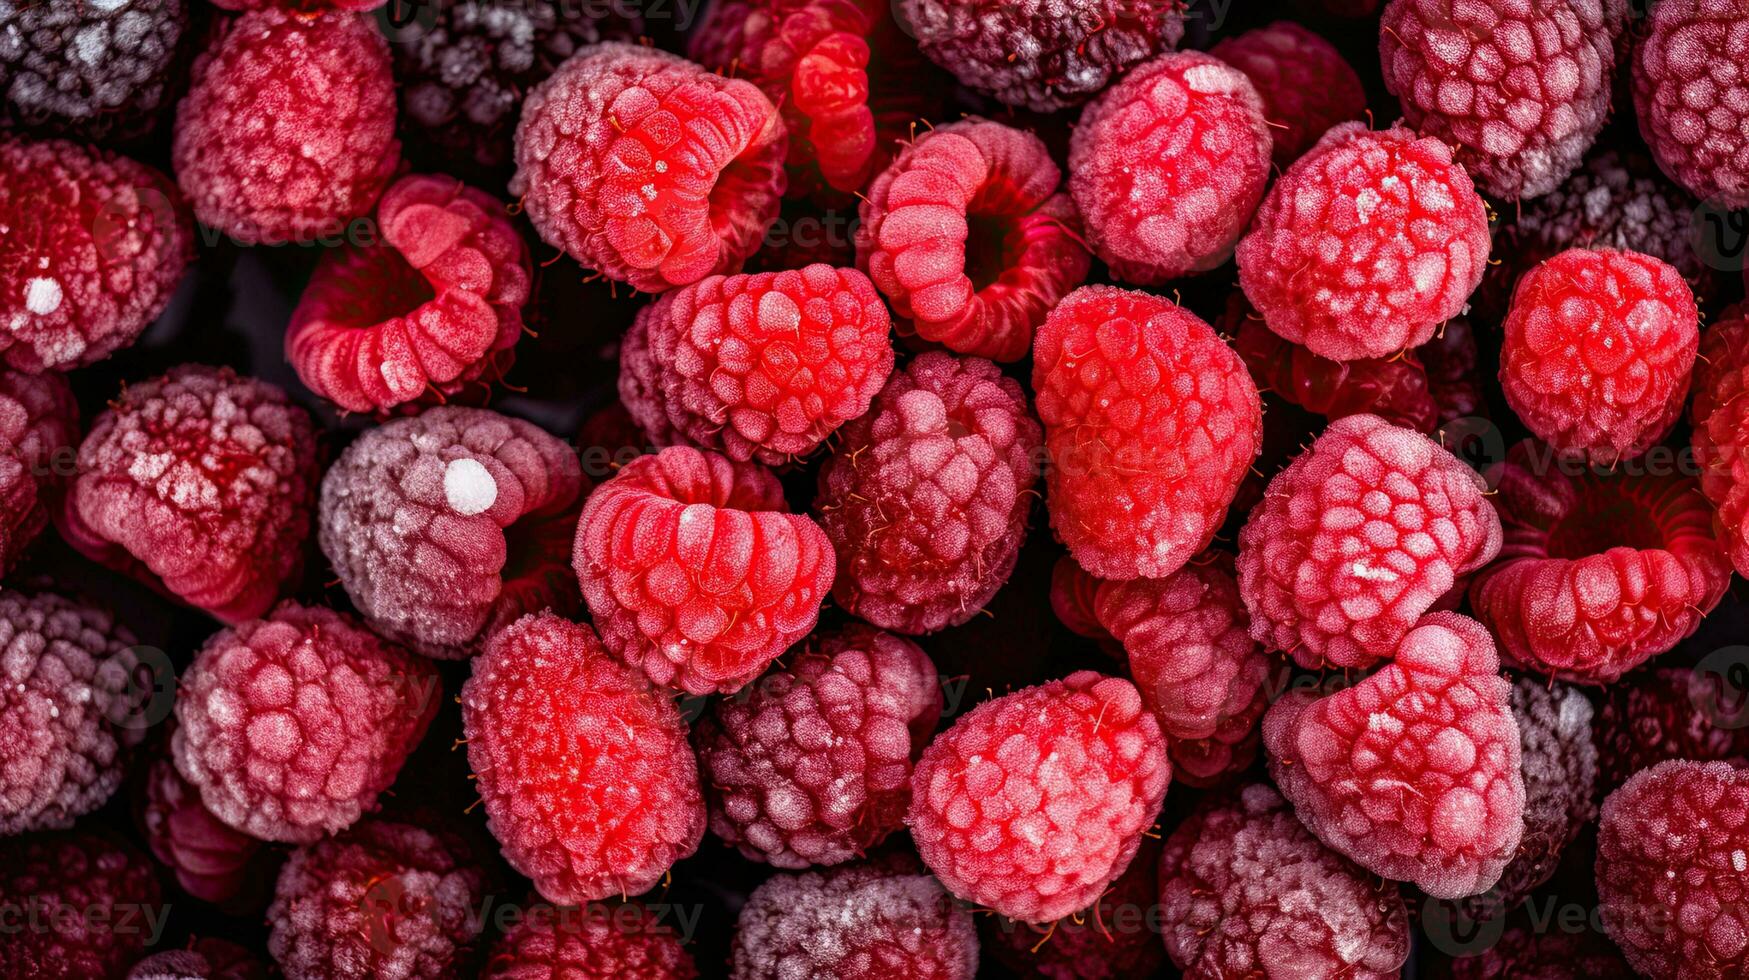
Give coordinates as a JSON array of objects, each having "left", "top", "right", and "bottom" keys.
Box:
[
  {"left": 908, "top": 670, "right": 1170, "bottom": 923},
  {"left": 1264, "top": 612, "right": 1526, "bottom": 900},
  {"left": 814, "top": 352, "right": 1042, "bottom": 634},
  {"left": 1050, "top": 555, "right": 1110, "bottom": 643},
  {"left": 461, "top": 613, "right": 704, "bottom": 904},
  {"left": 267, "top": 817, "right": 489, "bottom": 980},
  {"left": 1420, "top": 316, "right": 1487, "bottom": 425},
  {"left": 1237, "top": 122, "right": 1493, "bottom": 362},
  {"left": 60, "top": 365, "right": 319, "bottom": 625},
  {"left": 1633, "top": 0, "right": 1749, "bottom": 207},
  {"left": 319, "top": 406, "right": 583, "bottom": 659},
  {"left": 1596, "top": 760, "right": 1749, "bottom": 978},
  {"left": 573, "top": 446, "right": 834, "bottom": 694},
  {"left": 0, "top": 0, "right": 188, "bottom": 141},
  {"left": 1158, "top": 783, "right": 1412, "bottom": 979},
  {"left": 0, "top": 368, "right": 76, "bottom": 575},
  {"left": 137, "top": 751, "right": 280, "bottom": 909},
  {"left": 213, "top": 0, "right": 385, "bottom": 8},
  {"left": 695, "top": 623, "right": 940, "bottom": 868},
  {"left": 855, "top": 117, "right": 1089, "bottom": 362},
  {"left": 0, "top": 829, "right": 163, "bottom": 979},
  {"left": 984, "top": 837, "right": 1165, "bottom": 980},
  {"left": 172, "top": 9, "right": 399, "bottom": 244},
  {"left": 1447, "top": 927, "right": 1634, "bottom": 979},
  {"left": 511, "top": 42, "right": 785, "bottom": 293},
  {"left": 286, "top": 174, "right": 532, "bottom": 416},
  {"left": 127, "top": 939, "right": 267, "bottom": 980},
  {"left": 1069, "top": 51, "right": 1272, "bottom": 285},
  {"left": 617, "top": 264, "right": 894, "bottom": 465},
  {"left": 1236, "top": 413, "right": 1502, "bottom": 670},
  {"left": 482, "top": 901, "right": 698, "bottom": 979},
  {"left": 730, "top": 857, "right": 979, "bottom": 978},
  {"left": 1597, "top": 666, "right": 1749, "bottom": 789},
  {"left": 1211, "top": 21, "right": 1367, "bottom": 167},
  {"left": 1691, "top": 305, "right": 1749, "bottom": 575},
  {"left": 0, "top": 137, "right": 192, "bottom": 372},
  {"left": 897, "top": 0, "right": 1184, "bottom": 112},
  {"left": 1468, "top": 442, "right": 1731, "bottom": 684},
  {"left": 1033, "top": 286, "right": 1261, "bottom": 581}
]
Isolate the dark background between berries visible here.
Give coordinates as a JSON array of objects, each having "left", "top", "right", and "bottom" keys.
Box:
[{"left": 10, "top": 0, "right": 1749, "bottom": 976}]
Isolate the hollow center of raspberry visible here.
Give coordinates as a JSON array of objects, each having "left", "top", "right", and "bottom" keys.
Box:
[
  {"left": 1545, "top": 484, "right": 1669, "bottom": 557},
  {"left": 963, "top": 214, "right": 1013, "bottom": 292},
  {"left": 324, "top": 245, "right": 437, "bottom": 329}
]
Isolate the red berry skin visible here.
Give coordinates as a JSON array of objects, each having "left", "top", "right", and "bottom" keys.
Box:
[
  {"left": 1237, "top": 122, "right": 1493, "bottom": 363},
  {"left": 1211, "top": 21, "right": 1367, "bottom": 168},
  {"left": 0, "top": 367, "right": 76, "bottom": 575},
  {"left": 482, "top": 902, "right": 698, "bottom": 979},
  {"left": 908, "top": 670, "right": 1170, "bottom": 924},
  {"left": 460, "top": 613, "right": 705, "bottom": 905},
  {"left": 0, "top": 828, "right": 163, "bottom": 980},
  {"left": 1033, "top": 285, "right": 1261, "bottom": 582},
  {"left": 1632, "top": 0, "right": 1749, "bottom": 208},
  {"left": 137, "top": 751, "right": 281, "bottom": 912},
  {"left": 1691, "top": 304, "right": 1749, "bottom": 576},
  {"left": 1598, "top": 666, "right": 1749, "bottom": 790},
  {"left": 984, "top": 837, "right": 1166, "bottom": 980},
  {"left": 1050, "top": 554, "right": 1112, "bottom": 644}
]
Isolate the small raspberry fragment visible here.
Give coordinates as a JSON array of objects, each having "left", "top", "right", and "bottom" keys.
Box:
[
  {"left": 1596, "top": 760, "right": 1749, "bottom": 979},
  {"left": 1158, "top": 783, "right": 1412, "bottom": 979},
  {"left": 287, "top": 174, "right": 533, "bottom": 416},
  {"left": 482, "top": 902, "right": 698, "bottom": 979},
  {"left": 1597, "top": 666, "right": 1749, "bottom": 790},
  {"left": 908, "top": 670, "right": 1170, "bottom": 923},
  {"left": 1236, "top": 413, "right": 1502, "bottom": 670},
  {"left": 172, "top": 9, "right": 400, "bottom": 244},
  {"left": 1263, "top": 612, "right": 1526, "bottom": 900},
  {"left": 0, "top": 368, "right": 77, "bottom": 575},
  {"left": 60, "top": 365, "right": 319, "bottom": 625},
  {"left": 127, "top": 939, "right": 267, "bottom": 980},
  {"left": 1448, "top": 927, "right": 1634, "bottom": 980},
  {"left": 1211, "top": 21, "right": 1367, "bottom": 167},
  {"left": 1632, "top": 0, "right": 1749, "bottom": 207},
  {"left": 855, "top": 117, "right": 1089, "bottom": 362},
  {"left": 1033, "top": 286, "right": 1261, "bottom": 581},
  {"left": 0, "top": 828, "right": 162, "bottom": 979},
  {"left": 984, "top": 837, "right": 1165, "bottom": 980},
  {"left": 511, "top": 42, "right": 786, "bottom": 293},
  {"left": 1069, "top": 51, "right": 1273, "bottom": 285},
  {"left": 319, "top": 406, "right": 583, "bottom": 659},
  {"left": 814, "top": 352, "right": 1042, "bottom": 634},
  {"left": 1237, "top": 122, "right": 1493, "bottom": 362},
  {"left": 0, "top": 0, "right": 189, "bottom": 141},
  {"left": 573, "top": 446, "right": 834, "bottom": 694},
  {"left": 1691, "top": 304, "right": 1749, "bottom": 575},
  {"left": 460, "top": 613, "right": 705, "bottom": 904},
  {"left": 137, "top": 750, "right": 280, "bottom": 910},
  {"left": 1050, "top": 554, "right": 1111, "bottom": 643}
]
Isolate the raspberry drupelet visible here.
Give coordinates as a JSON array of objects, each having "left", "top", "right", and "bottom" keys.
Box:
[
  {"left": 984, "top": 837, "right": 1166, "bottom": 980},
  {"left": 137, "top": 750, "right": 281, "bottom": 910},
  {"left": 0, "top": 0, "right": 189, "bottom": 142},
  {"left": 0, "top": 829, "right": 163, "bottom": 979},
  {"left": 1211, "top": 21, "right": 1367, "bottom": 168},
  {"left": 1691, "top": 304, "right": 1749, "bottom": 576},
  {"left": 0, "top": 368, "right": 77, "bottom": 575},
  {"left": 1598, "top": 666, "right": 1749, "bottom": 789},
  {"left": 511, "top": 42, "right": 787, "bottom": 293},
  {"left": 1632, "top": 0, "right": 1749, "bottom": 208},
  {"left": 482, "top": 902, "right": 698, "bottom": 979},
  {"left": 855, "top": 117, "right": 1089, "bottom": 363}
]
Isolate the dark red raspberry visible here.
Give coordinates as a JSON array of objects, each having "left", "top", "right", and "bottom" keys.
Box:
[
  {"left": 137, "top": 751, "right": 280, "bottom": 910},
  {"left": 172, "top": 9, "right": 399, "bottom": 244},
  {"left": 482, "top": 901, "right": 698, "bottom": 979},
  {"left": 1597, "top": 666, "right": 1749, "bottom": 790},
  {"left": 1158, "top": 783, "right": 1412, "bottom": 979},
  {"left": 127, "top": 939, "right": 267, "bottom": 980},
  {"left": 984, "top": 837, "right": 1165, "bottom": 980},
  {"left": 1691, "top": 304, "right": 1749, "bottom": 575},
  {"left": 286, "top": 174, "right": 532, "bottom": 416},
  {"left": 1211, "top": 21, "right": 1367, "bottom": 167},
  {"left": 1633, "top": 0, "right": 1749, "bottom": 207},
  {"left": 1236, "top": 413, "right": 1502, "bottom": 670},
  {"left": 573, "top": 446, "right": 834, "bottom": 694},
  {"left": 1033, "top": 286, "right": 1261, "bottom": 581},
  {"left": 1264, "top": 612, "right": 1525, "bottom": 900},
  {"left": 814, "top": 351, "right": 1042, "bottom": 634},
  {"left": 460, "top": 613, "right": 704, "bottom": 904},
  {"left": 0, "top": 829, "right": 163, "bottom": 979},
  {"left": 1237, "top": 122, "right": 1493, "bottom": 362},
  {"left": 511, "top": 42, "right": 786, "bottom": 293},
  {"left": 0, "top": 368, "right": 76, "bottom": 575},
  {"left": 1447, "top": 927, "right": 1634, "bottom": 980},
  {"left": 59, "top": 365, "right": 319, "bottom": 625},
  {"left": 0, "top": 137, "right": 192, "bottom": 372},
  {"left": 213, "top": 0, "right": 385, "bottom": 8},
  {"left": 617, "top": 307, "right": 686, "bottom": 451},
  {"left": 908, "top": 670, "right": 1170, "bottom": 923},
  {"left": 1049, "top": 554, "right": 1111, "bottom": 644},
  {"left": 0, "top": 0, "right": 189, "bottom": 141},
  {"left": 855, "top": 117, "right": 1089, "bottom": 362},
  {"left": 1421, "top": 316, "right": 1487, "bottom": 425},
  {"left": 319, "top": 406, "right": 584, "bottom": 659}
]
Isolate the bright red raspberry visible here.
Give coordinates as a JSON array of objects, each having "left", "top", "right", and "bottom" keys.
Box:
[
  {"left": 908, "top": 670, "right": 1170, "bottom": 923},
  {"left": 1236, "top": 413, "right": 1502, "bottom": 670},
  {"left": 172, "top": 9, "right": 399, "bottom": 244},
  {"left": 1598, "top": 666, "right": 1749, "bottom": 790},
  {"left": 1448, "top": 927, "right": 1634, "bottom": 980},
  {"left": 59, "top": 365, "right": 319, "bottom": 625},
  {"left": 1597, "top": 760, "right": 1749, "bottom": 979},
  {"left": 1212, "top": 21, "right": 1367, "bottom": 167},
  {"left": 1158, "top": 783, "right": 1412, "bottom": 979},
  {"left": 1633, "top": 0, "right": 1749, "bottom": 207},
  {"left": 573, "top": 446, "right": 834, "bottom": 694},
  {"left": 1263, "top": 612, "right": 1526, "bottom": 900},
  {"left": 1049, "top": 554, "right": 1111, "bottom": 643},
  {"left": 0, "top": 368, "right": 76, "bottom": 575},
  {"left": 137, "top": 750, "right": 280, "bottom": 910},
  {"left": 482, "top": 902, "right": 698, "bottom": 979},
  {"left": 1033, "top": 286, "right": 1261, "bottom": 581},
  {"left": 127, "top": 938, "right": 267, "bottom": 980},
  {"left": 984, "top": 837, "right": 1165, "bottom": 980},
  {"left": 1237, "top": 122, "right": 1493, "bottom": 362},
  {"left": 511, "top": 42, "right": 786, "bottom": 293},
  {"left": 460, "top": 613, "right": 705, "bottom": 904},
  {"left": 0, "top": 829, "right": 163, "bottom": 980},
  {"left": 814, "top": 352, "right": 1042, "bottom": 634},
  {"left": 1691, "top": 304, "right": 1749, "bottom": 575},
  {"left": 319, "top": 406, "right": 584, "bottom": 659}
]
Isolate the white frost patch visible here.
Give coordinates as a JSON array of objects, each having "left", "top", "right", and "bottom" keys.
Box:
[
  {"left": 1349, "top": 561, "right": 1399, "bottom": 583},
  {"left": 24, "top": 277, "right": 61, "bottom": 315},
  {"left": 443, "top": 457, "right": 497, "bottom": 516}
]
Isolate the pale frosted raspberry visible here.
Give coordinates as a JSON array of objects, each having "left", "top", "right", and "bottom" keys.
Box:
[
  {"left": 1211, "top": 21, "right": 1367, "bottom": 166},
  {"left": 1632, "top": 0, "right": 1749, "bottom": 207}
]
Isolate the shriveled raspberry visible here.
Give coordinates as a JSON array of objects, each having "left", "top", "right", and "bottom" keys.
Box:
[
  {"left": 573, "top": 446, "right": 833, "bottom": 694},
  {"left": 1448, "top": 927, "right": 1635, "bottom": 980},
  {"left": 0, "top": 137, "right": 192, "bottom": 372},
  {"left": 0, "top": 368, "right": 76, "bottom": 575},
  {"left": 1421, "top": 316, "right": 1487, "bottom": 425},
  {"left": 1033, "top": 286, "right": 1261, "bottom": 581},
  {"left": 172, "top": 9, "right": 399, "bottom": 244},
  {"left": 908, "top": 670, "right": 1170, "bottom": 923},
  {"left": 1596, "top": 760, "right": 1749, "bottom": 978},
  {"left": 0, "top": 829, "right": 163, "bottom": 979},
  {"left": 1236, "top": 413, "right": 1502, "bottom": 670},
  {"left": 984, "top": 837, "right": 1165, "bottom": 980},
  {"left": 286, "top": 174, "right": 532, "bottom": 416},
  {"left": 1597, "top": 666, "right": 1749, "bottom": 789},
  {"left": 1158, "top": 783, "right": 1412, "bottom": 979},
  {"left": 1633, "top": 0, "right": 1749, "bottom": 207},
  {"left": 1468, "top": 441, "right": 1731, "bottom": 684},
  {"left": 319, "top": 406, "right": 583, "bottom": 659},
  {"left": 1237, "top": 122, "right": 1493, "bottom": 362},
  {"left": 482, "top": 901, "right": 698, "bottom": 979},
  {"left": 1211, "top": 21, "right": 1367, "bottom": 167},
  {"left": 60, "top": 365, "right": 319, "bottom": 625},
  {"left": 814, "top": 352, "right": 1041, "bottom": 634},
  {"left": 855, "top": 117, "right": 1089, "bottom": 362},
  {"left": 128, "top": 939, "right": 267, "bottom": 980},
  {"left": 461, "top": 613, "right": 704, "bottom": 904},
  {"left": 511, "top": 42, "right": 786, "bottom": 293},
  {"left": 1264, "top": 612, "right": 1526, "bottom": 900},
  {"left": 137, "top": 751, "right": 280, "bottom": 910},
  {"left": 0, "top": 0, "right": 189, "bottom": 141},
  {"left": 1691, "top": 305, "right": 1749, "bottom": 575},
  {"left": 1050, "top": 555, "right": 1111, "bottom": 643}
]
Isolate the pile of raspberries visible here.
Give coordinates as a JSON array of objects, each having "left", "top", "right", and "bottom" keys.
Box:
[{"left": 4, "top": 0, "right": 1749, "bottom": 977}]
